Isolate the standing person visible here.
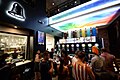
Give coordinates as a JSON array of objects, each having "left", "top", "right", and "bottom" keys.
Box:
[
  {"left": 39, "top": 51, "right": 53, "bottom": 80},
  {"left": 57, "top": 58, "right": 69, "bottom": 80},
  {"left": 72, "top": 50, "right": 79, "bottom": 65},
  {"left": 61, "top": 50, "right": 71, "bottom": 66},
  {"left": 90, "top": 46, "right": 106, "bottom": 80},
  {"left": 61, "top": 50, "right": 72, "bottom": 79},
  {"left": 101, "top": 48, "right": 118, "bottom": 80},
  {"left": 49, "top": 48, "right": 54, "bottom": 59},
  {"left": 90, "top": 46, "right": 105, "bottom": 72},
  {"left": 73, "top": 51, "right": 95, "bottom": 80},
  {"left": 72, "top": 50, "right": 79, "bottom": 80},
  {"left": 34, "top": 50, "right": 42, "bottom": 80},
  {"left": 101, "top": 48, "right": 115, "bottom": 72}
]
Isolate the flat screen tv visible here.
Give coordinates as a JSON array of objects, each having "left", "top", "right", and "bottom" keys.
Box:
[{"left": 37, "top": 31, "right": 44, "bottom": 45}]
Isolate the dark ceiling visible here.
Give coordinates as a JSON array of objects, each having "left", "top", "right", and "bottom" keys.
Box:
[{"left": 46, "top": 0, "right": 86, "bottom": 17}]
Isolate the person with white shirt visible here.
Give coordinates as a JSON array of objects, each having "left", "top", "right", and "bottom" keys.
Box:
[{"left": 72, "top": 50, "right": 79, "bottom": 65}]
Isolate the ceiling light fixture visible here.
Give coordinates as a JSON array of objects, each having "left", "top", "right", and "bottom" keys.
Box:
[
  {"left": 38, "top": 20, "right": 44, "bottom": 24},
  {"left": 52, "top": 2, "right": 54, "bottom": 5},
  {"left": 74, "top": 1, "right": 77, "bottom": 4},
  {"left": 14, "top": 26, "right": 17, "bottom": 28}
]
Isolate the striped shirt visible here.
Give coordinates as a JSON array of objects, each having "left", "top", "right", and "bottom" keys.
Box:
[{"left": 73, "top": 63, "right": 88, "bottom": 80}]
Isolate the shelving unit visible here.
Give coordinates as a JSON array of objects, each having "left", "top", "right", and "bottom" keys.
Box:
[{"left": 0, "top": 33, "right": 27, "bottom": 62}]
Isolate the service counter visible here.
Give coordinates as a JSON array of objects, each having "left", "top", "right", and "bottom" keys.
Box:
[
  {"left": 15, "top": 60, "right": 31, "bottom": 66},
  {"left": 0, "top": 60, "right": 34, "bottom": 80},
  {"left": 11, "top": 60, "right": 34, "bottom": 80}
]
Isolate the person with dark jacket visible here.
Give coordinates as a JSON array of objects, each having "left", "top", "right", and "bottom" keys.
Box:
[
  {"left": 49, "top": 48, "right": 54, "bottom": 59},
  {"left": 57, "top": 58, "right": 69, "bottom": 80},
  {"left": 39, "top": 51, "right": 53, "bottom": 80}
]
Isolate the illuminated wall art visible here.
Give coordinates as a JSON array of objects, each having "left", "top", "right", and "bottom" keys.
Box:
[
  {"left": 49, "top": 0, "right": 120, "bottom": 25},
  {"left": 38, "top": 31, "right": 44, "bottom": 45},
  {"left": 6, "top": 2, "right": 26, "bottom": 21},
  {"left": 50, "top": 6, "right": 120, "bottom": 32}
]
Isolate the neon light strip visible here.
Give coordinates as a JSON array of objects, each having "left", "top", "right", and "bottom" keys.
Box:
[
  {"left": 50, "top": 6, "right": 120, "bottom": 32},
  {"left": 49, "top": 0, "right": 120, "bottom": 25},
  {"left": 51, "top": 6, "right": 120, "bottom": 26}
]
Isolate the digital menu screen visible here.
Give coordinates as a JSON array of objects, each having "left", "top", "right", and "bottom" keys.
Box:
[{"left": 38, "top": 31, "right": 44, "bottom": 45}]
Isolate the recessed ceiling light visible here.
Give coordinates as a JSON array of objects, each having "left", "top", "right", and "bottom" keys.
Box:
[
  {"left": 75, "top": 1, "right": 77, "bottom": 4},
  {"left": 14, "top": 26, "right": 17, "bottom": 28},
  {"left": 58, "top": 9, "right": 60, "bottom": 11},
  {"left": 52, "top": 2, "right": 54, "bottom": 5}
]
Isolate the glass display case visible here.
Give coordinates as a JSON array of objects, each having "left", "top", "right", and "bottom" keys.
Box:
[{"left": 0, "top": 33, "right": 27, "bottom": 63}]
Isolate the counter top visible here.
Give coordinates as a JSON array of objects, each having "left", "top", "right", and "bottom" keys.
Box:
[{"left": 15, "top": 60, "right": 31, "bottom": 66}]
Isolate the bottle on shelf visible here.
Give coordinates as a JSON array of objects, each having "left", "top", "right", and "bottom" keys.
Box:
[
  {"left": 79, "top": 29, "right": 82, "bottom": 37},
  {"left": 90, "top": 27, "right": 93, "bottom": 36},
  {"left": 85, "top": 28, "right": 87, "bottom": 37}
]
